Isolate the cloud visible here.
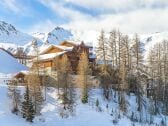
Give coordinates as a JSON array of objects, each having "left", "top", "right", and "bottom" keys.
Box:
[
  {"left": 59, "top": 7, "right": 168, "bottom": 34},
  {"left": 64, "top": 0, "right": 168, "bottom": 11},
  {"left": 0, "top": 0, "right": 21, "bottom": 13},
  {"left": 38, "top": 0, "right": 91, "bottom": 21},
  {"left": 0, "top": 0, "right": 39, "bottom": 20},
  {"left": 27, "top": 20, "right": 58, "bottom": 33},
  {"left": 31, "top": 0, "right": 168, "bottom": 34}
]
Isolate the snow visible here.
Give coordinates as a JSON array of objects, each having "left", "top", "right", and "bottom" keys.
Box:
[
  {"left": 0, "top": 75, "right": 167, "bottom": 126},
  {"left": 39, "top": 44, "right": 73, "bottom": 55},
  {"left": 0, "top": 83, "right": 166, "bottom": 126},
  {"left": 33, "top": 27, "right": 97, "bottom": 48},
  {"left": 71, "top": 29, "right": 100, "bottom": 47},
  {"left": 0, "top": 21, "right": 43, "bottom": 56},
  {"left": 35, "top": 51, "right": 67, "bottom": 61},
  {"left": 0, "top": 43, "right": 18, "bottom": 54},
  {"left": 23, "top": 39, "right": 43, "bottom": 56},
  {"left": 32, "top": 32, "right": 48, "bottom": 43},
  {"left": 39, "top": 44, "right": 53, "bottom": 54},
  {"left": 0, "top": 49, "right": 27, "bottom": 74},
  {"left": 46, "top": 27, "right": 73, "bottom": 45},
  {"left": 33, "top": 27, "right": 73, "bottom": 45},
  {"left": 55, "top": 45, "right": 73, "bottom": 51},
  {"left": 140, "top": 32, "right": 168, "bottom": 59},
  {"left": 0, "top": 21, "right": 33, "bottom": 46},
  {"left": 14, "top": 70, "right": 29, "bottom": 76},
  {"left": 1, "top": 21, "right": 168, "bottom": 60},
  {"left": 0, "top": 85, "right": 115, "bottom": 126}
]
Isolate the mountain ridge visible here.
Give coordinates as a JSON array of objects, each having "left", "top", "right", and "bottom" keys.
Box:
[{"left": 0, "top": 21, "right": 168, "bottom": 57}]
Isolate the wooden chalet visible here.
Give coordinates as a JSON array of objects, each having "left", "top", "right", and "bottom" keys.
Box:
[
  {"left": 60, "top": 41, "right": 77, "bottom": 47},
  {"left": 14, "top": 71, "right": 49, "bottom": 86},
  {"left": 33, "top": 46, "right": 68, "bottom": 73},
  {"left": 14, "top": 71, "right": 28, "bottom": 83},
  {"left": 32, "top": 41, "right": 96, "bottom": 74}
]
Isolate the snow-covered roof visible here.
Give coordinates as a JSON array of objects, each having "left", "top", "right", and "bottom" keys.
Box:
[
  {"left": 14, "top": 70, "right": 29, "bottom": 77},
  {"left": 60, "top": 40, "right": 77, "bottom": 46},
  {"left": 19, "top": 70, "right": 29, "bottom": 75},
  {"left": 34, "top": 51, "right": 67, "bottom": 62},
  {"left": 55, "top": 45, "right": 73, "bottom": 51},
  {"left": 39, "top": 44, "right": 73, "bottom": 55},
  {"left": 39, "top": 44, "right": 53, "bottom": 54}
]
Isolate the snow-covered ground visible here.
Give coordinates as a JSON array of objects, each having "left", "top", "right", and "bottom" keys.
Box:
[
  {"left": 0, "top": 76, "right": 167, "bottom": 126},
  {"left": 0, "top": 49, "right": 27, "bottom": 74}
]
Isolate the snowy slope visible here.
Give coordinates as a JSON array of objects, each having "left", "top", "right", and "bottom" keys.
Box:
[
  {"left": 140, "top": 32, "right": 168, "bottom": 59},
  {"left": 23, "top": 39, "right": 43, "bottom": 56},
  {"left": 33, "top": 27, "right": 73, "bottom": 45},
  {"left": 1, "top": 21, "right": 168, "bottom": 58},
  {"left": 0, "top": 83, "right": 166, "bottom": 126},
  {"left": 71, "top": 30, "right": 99, "bottom": 47},
  {"left": 0, "top": 21, "right": 34, "bottom": 46},
  {"left": 0, "top": 49, "right": 27, "bottom": 74},
  {"left": 0, "top": 21, "right": 43, "bottom": 55},
  {"left": 32, "top": 32, "right": 47, "bottom": 42}
]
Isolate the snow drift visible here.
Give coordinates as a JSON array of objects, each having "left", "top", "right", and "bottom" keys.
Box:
[{"left": 0, "top": 49, "right": 27, "bottom": 74}]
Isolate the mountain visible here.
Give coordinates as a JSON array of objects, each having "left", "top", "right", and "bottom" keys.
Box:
[
  {"left": 140, "top": 32, "right": 168, "bottom": 47},
  {"left": 140, "top": 32, "right": 168, "bottom": 59},
  {"left": 1, "top": 21, "right": 168, "bottom": 58},
  {"left": 0, "top": 48, "right": 27, "bottom": 74},
  {"left": 0, "top": 21, "right": 43, "bottom": 55},
  {"left": 33, "top": 27, "right": 73, "bottom": 45},
  {"left": 32, "top": 32, "right": 47, "bottom": 42},
  {"left": 0, "top": 21, "right": 34, "bottom": 45}
]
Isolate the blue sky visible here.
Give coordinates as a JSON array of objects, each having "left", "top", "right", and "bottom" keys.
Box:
[{"left": 0, "top": 0, "right": 168, "bottom": 34}]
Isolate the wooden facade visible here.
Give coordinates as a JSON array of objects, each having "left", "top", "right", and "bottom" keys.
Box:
[
  {"left": 39, "top": 60, "right": 53, "bottom": 68},
  {"left": 14, "top": 72, "right": 27, "bottom": 83},
  {"left": 33, "top": 41, "right": 96, "bottom": 73},
  {"left": 41, "top": 46, "right": 64, "bottom": 54},
  {"left": 14, "top": 71, "right": 49, "bottom": 86},
  {"left": 60, "top": 41, "right": 76, "bottom": 47}
]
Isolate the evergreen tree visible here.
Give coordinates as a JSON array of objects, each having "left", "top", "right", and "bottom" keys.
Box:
[
  {"left": 96, "top": 99, "right": 99, "bottom": 107},
  {"left": 21, "top": 86, "right": 35, "bottom": 122}
]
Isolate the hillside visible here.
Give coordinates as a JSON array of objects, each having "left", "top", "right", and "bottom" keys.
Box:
[
  {"left": 0, "top": 83, "right": 166, "bottom": 126},
  {"left": 1, "top": 21, "right": 168, "bottom": 58},
  {"left": 140, "top": 32, "right": 168, "bottom": 59},
  {"left": 0, "top": 49, "right": 27, "bottom": 74},
  {"left": 0, "top": 21, "right": 43, "bottom": 55},
  {"left": 0, "top": 21, "right": 33, "bottom": 46},
  {"left": 33, "top": 27, "right": 73, "bottom": 45}
]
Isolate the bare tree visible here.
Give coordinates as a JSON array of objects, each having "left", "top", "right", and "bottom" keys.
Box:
[
  {"left": 96, "top": 30, "right": 109, "bottom": 76},
  {"left": 78, "top": 51, "right": 91, "bottom": 103}
]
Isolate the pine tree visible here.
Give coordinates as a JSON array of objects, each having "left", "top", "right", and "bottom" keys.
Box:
[
  {"left": 96, "top": 98, "right": 99, "bottom": 107},
  {"left": 21, "top": 86, "right": 35, "bottom": 122}
]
